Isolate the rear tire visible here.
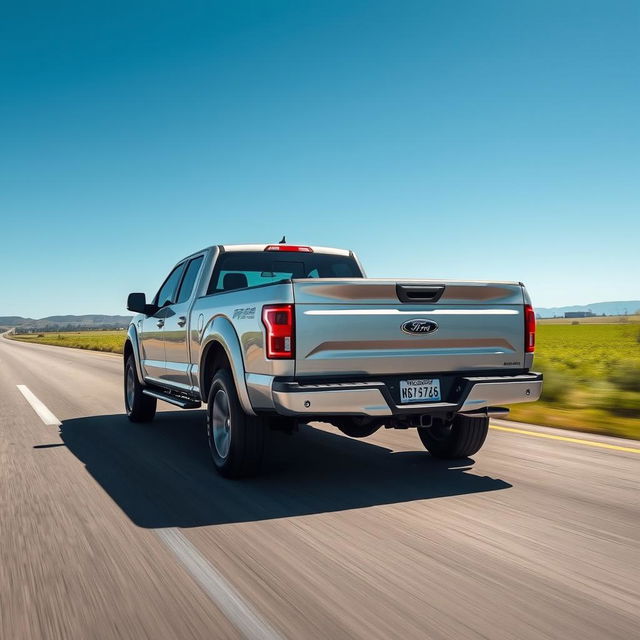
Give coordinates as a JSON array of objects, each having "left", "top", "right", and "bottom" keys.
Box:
[
  {"left": 418, "top": 415, "right": 489, "bottom": 459},
  {"left": 124, "top": 355, "right": 157, "bottom": 422},
  {"left": 206, "top": 369, "right": 266, "bottom": 478}
]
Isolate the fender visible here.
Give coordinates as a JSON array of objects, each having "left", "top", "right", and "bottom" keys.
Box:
[
  {"left": 199, "top": 315, "right": 255, "bottom": 415},
  {"left": 126, "top": 323, "right": 146, "bottom": 385}
]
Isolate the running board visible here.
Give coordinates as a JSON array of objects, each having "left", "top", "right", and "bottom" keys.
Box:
[{"left": 142, "top": 388, "right": 201, "bottom": 409}]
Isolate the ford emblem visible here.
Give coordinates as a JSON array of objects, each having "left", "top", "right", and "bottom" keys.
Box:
[{"left": 401, "top": 319, "right": 439, "bottom": 335}]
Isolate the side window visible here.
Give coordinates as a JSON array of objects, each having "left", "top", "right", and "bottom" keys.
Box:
[
  {"left": 176, "top": 256, "right": 204, "bottom": 304},
  {"left": 155, "top": 263, "right": 186, "bottom": 308}
]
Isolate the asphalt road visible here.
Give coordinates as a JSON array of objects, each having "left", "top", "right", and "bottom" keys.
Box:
[{"left": 1, "top": 336, "right": 638, "bottom": 640}]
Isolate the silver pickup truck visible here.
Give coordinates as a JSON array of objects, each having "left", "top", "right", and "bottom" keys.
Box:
[{"left": 125, "top": 243, "right": 542, "bottom": 477}]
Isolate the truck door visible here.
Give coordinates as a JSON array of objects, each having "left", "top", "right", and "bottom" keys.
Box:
[
  {"left": 161, "top": 255, "right": 204, "bottom": 390},
  {"left": 140, "top": 261, "right": 186, "bottom": 383}
]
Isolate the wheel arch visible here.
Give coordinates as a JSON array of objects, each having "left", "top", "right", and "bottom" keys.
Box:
[
  {"left": 125, "top": 324, "right": 145, "bottom": 384},
  {"left": 199, "top": 316, "right": 255, "bottom": 415}
]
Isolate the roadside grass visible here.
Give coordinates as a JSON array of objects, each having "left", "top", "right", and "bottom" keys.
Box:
[
  {"left": 509, "top": 324, "right": 640, "bottom": 440},
  {"left": 9, "top": 330, "right": 126, "bottom": 354},
  {"left": 7, "top": 324, "right": 640, "bottom": 440}
]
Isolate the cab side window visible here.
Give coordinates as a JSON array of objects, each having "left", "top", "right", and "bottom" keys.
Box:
[
  {"left": 155, "top": 263, "right": 186, "bottom": 308},
  {"left": 176, "top": 256, "right": 204, "bottom": 304}
]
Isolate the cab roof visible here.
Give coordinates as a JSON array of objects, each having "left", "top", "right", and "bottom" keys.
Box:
[{"left": 219, "top": 243, "right": 351, "bottom": 256}]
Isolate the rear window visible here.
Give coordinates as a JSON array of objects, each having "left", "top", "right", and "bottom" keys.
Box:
[{"left": 207, "top": 251, "right": 363, "bottom": 294}]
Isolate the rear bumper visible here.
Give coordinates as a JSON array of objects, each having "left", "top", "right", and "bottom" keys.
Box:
[{"left": 247, "top": 372, "right": 543, "bottom": 418}]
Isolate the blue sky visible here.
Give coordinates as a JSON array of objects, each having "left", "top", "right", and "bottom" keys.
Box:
[{"left": 1, "top": 0, "right": 638, "bottom": 317}]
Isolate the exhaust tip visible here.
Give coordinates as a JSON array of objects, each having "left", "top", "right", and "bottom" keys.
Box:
[{"left": 459, "top": 406, "right": 510, "bottom": 418}]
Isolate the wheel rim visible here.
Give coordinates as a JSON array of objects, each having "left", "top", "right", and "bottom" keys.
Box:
[
  {"left": 126, "top": 365, "right": 136, "bottom": 410},
  {"left": 211, "top": 389, "right": 232, "bottom": 459}
]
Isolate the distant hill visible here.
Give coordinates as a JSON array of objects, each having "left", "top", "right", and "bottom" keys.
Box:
[
  {"left": 536, "top": 301, "right": 640, "bottom": 318},
  {"left": 0, "top": 316, "right": 35, "bottom": 331},
  {"left": 1, "top": 314, "right": 132, "bottom": 332},
  {"left": 0, "top": 316, "right": 34, "bottom": 327}
]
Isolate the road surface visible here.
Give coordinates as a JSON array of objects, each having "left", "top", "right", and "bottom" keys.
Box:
[{"left": 1, "top": 335, "right": 638, "bottom": 639}]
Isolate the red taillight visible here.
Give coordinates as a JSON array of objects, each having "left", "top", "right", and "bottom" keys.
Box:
[
  {"left": 524, "top": 304, "right": 536, "bottom": 353},
  {"left": 264, "top": 245, "right": 313, "bottom": 252},
  {"left": 262, "top": 304, "right": 295, "bottom": 359}
]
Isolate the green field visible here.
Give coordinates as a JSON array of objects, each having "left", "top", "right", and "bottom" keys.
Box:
[
  {"left": 509, "top": 323, "right": 640, "bottom": 439},
  {"left": 9, "top": 330, "right": 126, "bottom": 353},
  {"left": 7, "top": 324, "right": 640, "bottom": 439}
]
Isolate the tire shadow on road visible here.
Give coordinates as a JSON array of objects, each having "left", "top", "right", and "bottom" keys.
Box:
[{"left": 53, "top": 411, "right": 512, "bottom": 528}]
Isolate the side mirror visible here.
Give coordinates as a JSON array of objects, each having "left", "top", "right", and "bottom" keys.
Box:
[{"left": 127, "top": 292, "right": 150, "bottom": 314}]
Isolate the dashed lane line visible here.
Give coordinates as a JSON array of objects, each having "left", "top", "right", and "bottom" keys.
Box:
[
  {"left": 16, "top": 385, "right": 62, "bottom": 427},
  {"left": 155, "top": 527, "right": 283, "bottom": 640}
]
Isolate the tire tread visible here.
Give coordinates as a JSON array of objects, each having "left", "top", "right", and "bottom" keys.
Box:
[
  {"left": 207, "top": 369, "right": 266, "bottom": 478},
  {"left": 418, "top": 415, "right": 489, "bottom": 459},
  {"left": 125, "top": 356, "right": 156, "bottom": 423}
]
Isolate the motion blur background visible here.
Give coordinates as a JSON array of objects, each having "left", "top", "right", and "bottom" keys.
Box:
[{"left": 1, "top": 4, "right": 639, "bottom": 639}]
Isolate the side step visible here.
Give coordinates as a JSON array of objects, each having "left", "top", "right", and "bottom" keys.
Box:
[{"left": 142, "top": 388, "right": 201, "bottom": 409}]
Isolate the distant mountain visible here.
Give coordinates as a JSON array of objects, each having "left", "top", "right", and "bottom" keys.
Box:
[
  {"left": 536, "top": 301, "right": 640, "bottom": 318},
  {"left": 1, "top": 314, "right": 132, "bottom": 331},
  {"left": 0, "top": 316, "right": 34, "bottom": 326}
]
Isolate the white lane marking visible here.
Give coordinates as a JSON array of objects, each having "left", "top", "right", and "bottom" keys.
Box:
[
  {"left": 304, "top": 309, "right": 518, "bottom": 315},
  {"left": 155, "top": 528, "right": 282, "bottom": 640},
  {"left": 16, "top": 385, "right": 62, "bottom": 426}
]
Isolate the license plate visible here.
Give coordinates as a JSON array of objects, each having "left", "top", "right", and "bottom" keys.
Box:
[{"left": 399, "top": 378, "right": 441, "bottom": 403}]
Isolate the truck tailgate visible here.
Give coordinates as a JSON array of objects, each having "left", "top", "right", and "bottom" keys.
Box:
[{"left": 292, "top": 279, "right": 526, "bottom": 377}]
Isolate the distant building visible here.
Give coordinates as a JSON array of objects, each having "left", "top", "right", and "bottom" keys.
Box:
[{"left": 564, "top": 311, "right": 595, "bottom": 318}]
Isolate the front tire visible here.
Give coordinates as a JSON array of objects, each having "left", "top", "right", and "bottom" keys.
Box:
[
  {"left": 124, "top": 355, "right": 157, "bottom": 422},
  {"left": 418, "top": 415, "right": 489, "bottom": 459},
  {"left": 206, "top": 369, "right": 266, "bottom": 478}
]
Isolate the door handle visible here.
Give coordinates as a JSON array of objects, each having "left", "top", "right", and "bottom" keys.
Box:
[
  {"left": 177, "top": 316, "right": 187, "bottom": 327},
  {"left": 156, "top": 319, "right": 165, "bottom": 328}
]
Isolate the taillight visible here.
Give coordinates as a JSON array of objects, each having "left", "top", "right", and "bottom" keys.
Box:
[
  {"left": 524, "top": 304, "right": 536, "bottom": 353},
  {"left": 262, "top": 304, "right": 295, "bottom": 359},
  {"left": 264, "top": 245, "right": 313, "bottom": 252}
]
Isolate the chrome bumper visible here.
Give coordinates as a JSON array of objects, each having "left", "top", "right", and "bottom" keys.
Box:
[
  {"left": 246, "top": 372, "right": 543, "bottom": 417},
  {"left": 459, "top": 376, "right": 542, "bottom": 411}
]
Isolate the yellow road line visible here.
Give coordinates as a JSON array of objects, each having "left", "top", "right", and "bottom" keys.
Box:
[{"left": 489, "top": 424, "right": 640, "bottom": 454}]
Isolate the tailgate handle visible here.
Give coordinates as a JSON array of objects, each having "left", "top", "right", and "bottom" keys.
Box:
[{"left": 396, "top": 284, "right": 445, "bottom": 303}]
